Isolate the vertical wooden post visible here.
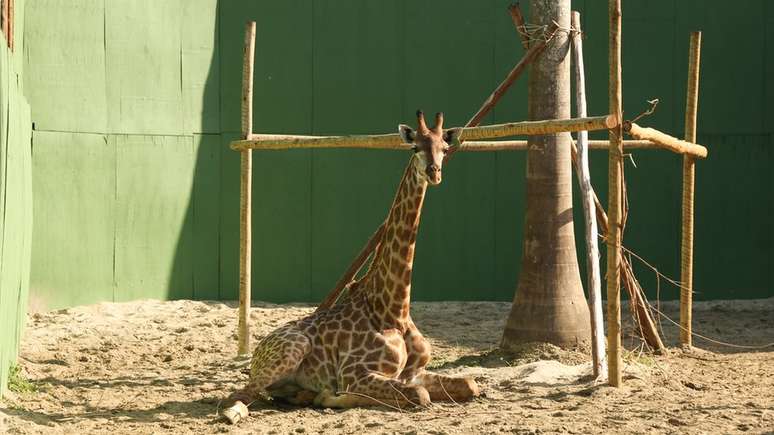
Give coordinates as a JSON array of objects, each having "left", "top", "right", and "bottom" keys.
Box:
[
  {"left": 606, "top": 0, "right": 623, "bottom": 387},
  {"left": 571, "top": 11, "right": 606, "bottom": 379},
  {"left": 681, "top": 31, "right": 701, "bottom": 347},
  {"left": 238, "top": 21, "right": 256, "bottom": 357}
]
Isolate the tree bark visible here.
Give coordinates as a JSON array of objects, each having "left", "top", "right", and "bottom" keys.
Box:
[{"left": 501, "top": 0, "right": 591, "bottom": 349}]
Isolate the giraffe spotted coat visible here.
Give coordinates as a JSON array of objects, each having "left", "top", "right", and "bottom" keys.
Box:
[{"left": 224, "top": 112, "right": 479, "bottom": 418}]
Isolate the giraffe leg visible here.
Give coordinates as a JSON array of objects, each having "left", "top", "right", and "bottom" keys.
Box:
[
  {"left": 265, "top": 379, "right": 317, "bottom": 407},
  {"left": 315, "top": 372, "right": 430, "bottom": 409},
  {"left": 414, "top": 370, "right": 480, "bottom": 402},
  {"left": 222, "top": 327, "right": 311, "bottom": 424}
]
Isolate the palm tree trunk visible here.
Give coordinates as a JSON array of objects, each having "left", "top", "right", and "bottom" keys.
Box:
[{"left": 501, "top": 0, "right": 591, "bottom": 349}]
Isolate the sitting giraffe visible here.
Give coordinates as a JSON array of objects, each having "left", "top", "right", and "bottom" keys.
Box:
[{"left": 222, "top": 111, "right": 480, "bottom": 424}]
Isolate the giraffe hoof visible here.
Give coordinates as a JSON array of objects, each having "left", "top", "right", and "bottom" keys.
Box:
[
  {"left": 222, "top": 401, "right": 249, "bottom": 424},
  {"left": 463, "top": 377, "right": 481, "bottom": 398},
  {"left": 414, "top": 386, "right": 431, "bottom": 407}
]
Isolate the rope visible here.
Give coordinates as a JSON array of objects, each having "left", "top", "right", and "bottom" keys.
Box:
[
  {"left": 618, "top": 242, "right": 774, "bottom": 350},
  {"left": 646, "top": 302, "right": 774, "bottom": 350}
]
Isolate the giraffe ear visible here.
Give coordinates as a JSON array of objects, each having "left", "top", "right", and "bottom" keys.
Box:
[
  {"left": 398, "top": 124, "right": 416, "bottom": 144},
  {"left": 443, "top": 127, "right": 463, "bottom": 146}
]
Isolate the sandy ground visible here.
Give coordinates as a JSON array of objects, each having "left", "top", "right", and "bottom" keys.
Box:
[{"left": 1, "top": 297, "right": 773, "bottom": 435}]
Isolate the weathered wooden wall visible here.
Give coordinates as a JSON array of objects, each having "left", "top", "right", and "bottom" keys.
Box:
[
  {"left": 0, "top": 0, "right": 31, "bottom": 397},
  {"left": 21, "top": 0, "right": 774, "bottom": 312}
]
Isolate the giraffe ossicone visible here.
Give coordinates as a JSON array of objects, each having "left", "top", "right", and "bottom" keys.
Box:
[{"left": 222, "top": 111, "right": 479, "bottom": 424}]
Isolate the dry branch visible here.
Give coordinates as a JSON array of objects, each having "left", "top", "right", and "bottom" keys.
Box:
[{"left": 623, "top": 122, "right": 707, "bottom": 158}]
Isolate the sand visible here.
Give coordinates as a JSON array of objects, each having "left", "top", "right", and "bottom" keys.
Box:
[{"left": 1, "top": 298, "right": 772, "bottom": 434}]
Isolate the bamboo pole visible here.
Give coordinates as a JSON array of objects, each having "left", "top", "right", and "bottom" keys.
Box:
[
  {"left": 508, "top": 3, "right": 530, "bottom": 49},
  {"left": 607, "top": 0, "right": 623, "bottom": 387},
  {"left": 231, "top": 115, "right": 617, "bottom": 151},
  {"left": 571, "top": 11, "right": 606, "bottom": 379},
  {"left": 237, "top": 21, "right": 256, "bottom": 357},
  {"left": 681, "top": 31, "right": 702, "bottom": 347},
  {"left": 623, "top": 122, "right": 707, "bottom": 158}
]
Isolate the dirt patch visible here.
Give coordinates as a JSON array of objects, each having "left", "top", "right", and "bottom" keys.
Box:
[{"left": 1, "top": 298, "right": 773, "bottom": 434}]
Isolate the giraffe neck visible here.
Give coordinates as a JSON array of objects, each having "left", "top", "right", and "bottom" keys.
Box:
[{"left": 362, "top": 155, "right": 428, "bottom": 330}]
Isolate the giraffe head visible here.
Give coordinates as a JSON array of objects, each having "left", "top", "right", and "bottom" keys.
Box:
[{"left": 398, "top": 110, "right": 462, "bottom": 186}]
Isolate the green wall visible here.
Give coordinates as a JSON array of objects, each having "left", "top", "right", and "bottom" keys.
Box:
[
  {"left": 0, "top": 0, "right": 32, "bottom": 396},
  {"left": 23, "top": 0, "right": 774, "bottom": 311}
]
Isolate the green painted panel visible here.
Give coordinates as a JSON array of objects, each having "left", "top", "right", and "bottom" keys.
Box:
[
  {"left": 105, "top": 0, "right": 184, "bottom": 135},
  {"left": 24, "top": 0, "right": 107, "bottom": 132},
  {"left": 765, "top": 8, "right": 774, "bottom": 133},
  {"left": 114, "top": 135, "right": 194, "bottom": 301},
  {"left": 218, "top": 133, "right": 240, "bottom": 300},
  {"left": 7, "top": 88, "right": 32, "bottom": 373},
  {"left": 676, "top": 1, "right": 765, "bottom": 134},
  {"left": 30, "top": 131, "right": 115, "bottom": 310},
  {"left": 310, "top": 0, "right": 403, "bottom": 300},
  {"left": 251, "top": 148, "right": 312, "bottom": 303},
  {"left": 492, "top": 0, "right": 529, "bottom": 300},
  {"left": 0, "top": 23, "right": 32, "bottom": 397},
  {"left": 493, "top": 151, "right": 525, "bottom": 301},
  {"left": 219, "top": 0, "right": 314, "bottom": 134},
  {"left": 219, "top": 145, "right": 314, "bottom": 304},
  {"left": 183, "top": 0, "right": 220, "bottom": 134},
  {"left": 192, "top": 134, "right": 220, "bottom": 300},
  {"left": 402, "top": 0, "right": 499, "bottom": 301},
  {"left": 692, "top": 135, "right": 773, "bottom": 300},
  {"left": 0, "top": 16, "right": 8, "bottom": 397},
  {"left": 623, "top": 18, "right": 676, "bottom": 134}
]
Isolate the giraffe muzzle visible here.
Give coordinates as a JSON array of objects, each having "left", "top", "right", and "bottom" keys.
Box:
[{"left": 426, "top": 164, "right": 442, "bottom": 185}]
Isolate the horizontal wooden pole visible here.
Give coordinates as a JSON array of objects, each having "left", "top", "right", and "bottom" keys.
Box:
[
  {"left": 624, "top": 122, "right": 707, "bottom": 158},
  {"left": 233, "top": 136, "right": 693, "bottom": 154},
  {"left": 229, "top": 114, "right": 617, "bottom": 151},
  {"left": 460, "top": 139, "right": 653, "bottom": 151}
]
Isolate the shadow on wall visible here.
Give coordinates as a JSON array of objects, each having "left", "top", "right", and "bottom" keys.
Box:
[{"left": 167, "top": 1, "right": 222, "bottom": 303}]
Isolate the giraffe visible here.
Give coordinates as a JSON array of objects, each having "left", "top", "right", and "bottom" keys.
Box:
[{"left": 222, "top": 111, "right": 480, "bottom": 424}]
